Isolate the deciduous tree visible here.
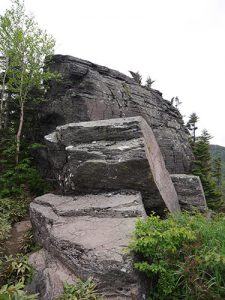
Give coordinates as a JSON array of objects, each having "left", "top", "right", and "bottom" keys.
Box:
[{"left": 0, "top": 0, "right": 56, "bottom": 163}]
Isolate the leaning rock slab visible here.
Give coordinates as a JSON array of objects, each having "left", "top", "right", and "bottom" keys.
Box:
[
  {"left": 45, "top": 116, "right": 180, "bottom": 213},
  {"left": 30, "top": 192, "right": 147, "bottom": 299}
]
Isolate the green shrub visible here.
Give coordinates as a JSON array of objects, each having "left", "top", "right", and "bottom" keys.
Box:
[
  {"left": 129, "top": 212, "right": 225, "bottom": 299},
  {"left": 0, "top": 198, "right": 27, "bottom": 224},
  {"left": 0, "top": 158, "right": 48, "bottom": 198},
  {"left": 0, "top": 255, "right": 33, "bottom": 286},
  {"left": 57, "top": 278, "right": 104, "bottom": 300},
  {"left": 0, "top": 282, "right": 38, "bottom": 300},
  {"left": 0, "top": 216, "right": 11, "bottom": 246},
  {"left": 19, "top": 229, "right": 41, "bottom": 255},
  {"left": 0, "top": 139, "right": 50, "bottom": 199}
]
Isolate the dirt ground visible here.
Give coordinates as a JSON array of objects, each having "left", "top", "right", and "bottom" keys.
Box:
[{"left": 5, "top": 217, "right": 32, "bottom": 255}]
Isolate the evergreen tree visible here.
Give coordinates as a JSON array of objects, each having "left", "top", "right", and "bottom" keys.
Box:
[
  {"left": 145, "top": 76, "right": 155, "bottom": 90},
  {"left": 129, "top": 71, "right": 142, "bottom": 85},
  {"left": 192, "top": 129, "right": 223, "bottom": 209},
  {"left": 171, "top": 96, "right": 182, "bottom": 109},
  {"left": 186, "top": 113, "right": 199, "bottom": 142},
  {"left": 212, "top": 157, "right": 222, "bottom": 187}
]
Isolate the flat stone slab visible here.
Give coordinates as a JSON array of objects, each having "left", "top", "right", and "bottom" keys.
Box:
[
  {"left": 34, "top": 192, "right": 146, "bottom": 218},
  {"left": 30, "top": 192, "right": 147, "bottom": 299},
  {"left": 45, "top": 116, "right": 180, "bottom": 213}
]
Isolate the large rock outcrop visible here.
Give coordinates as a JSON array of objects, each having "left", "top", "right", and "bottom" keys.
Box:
[
  {"left": 30, "top": 192, "right": 148, "bottom": 299},
  {"left": 38, "top": 55, "right": 193, "bottom": 174},
  {"left": 29, "top": 56, "right": 208, "bottom": 299}
]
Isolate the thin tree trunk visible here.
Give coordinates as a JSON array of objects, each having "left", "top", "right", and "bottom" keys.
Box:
[
  {"left": 3, "top": 92, "right": 10, "bottom": 128},
  {"left": 0, "top": 91, "right": 4, "bottom": 129},
  {"left": 16, "top": 47, "right": 26, "bottom": 164},
  {"left": 0, "top": 61, "right": 8, "bottom": 129},
  {"left": 16, "top": 101, "right": 24, "bottom": 164}
]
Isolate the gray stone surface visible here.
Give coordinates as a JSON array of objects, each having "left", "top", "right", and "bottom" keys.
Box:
[
  {"left": 45, "top": 116, "right": 180, "bottom": 213},
  {"left": 33, "top": 192, "right": 146, "bottom": 218},
  {"left": 38, "top": 55, "right": 193, "bottom": 174},
  {"left": 30, "top": 192, "right": 148, "bottom": 299},
  {"left": 27, "top": 249, "right": 76, "bottom": 300},
  {"left": 171, "top": 174, "right": 208, "bottom": 212}
]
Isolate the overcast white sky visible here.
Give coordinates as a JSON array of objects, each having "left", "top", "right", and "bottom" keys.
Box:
[{"left": 1, "top": 0, "right": 225, "bottom": 146}]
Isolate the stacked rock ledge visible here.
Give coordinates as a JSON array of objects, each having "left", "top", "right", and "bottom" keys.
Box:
[{"left": 44, "top": 116, "right": 181, "bottom": 214}]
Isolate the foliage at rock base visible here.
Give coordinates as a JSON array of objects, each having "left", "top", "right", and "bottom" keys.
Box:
[
  {"left": 19, "top": 228, "right": 41, "bottom": 255},
  {"left": 0, "top": 282, "right": 37, "bottom": 300},
  {"left": 129, "top": 212, "right": 225, "bottom": 299},
  {"left": 0, "top": 141, "right": 49, "bottom": 199},
  {"left": 56, "top": 279, "right": 104, "bottom": 300},
  {"left": 0, "top": 254, "right": 32, "bottom": 287},
  {"left": 0, "top": 254, "right": 37, "bottom": 300}
]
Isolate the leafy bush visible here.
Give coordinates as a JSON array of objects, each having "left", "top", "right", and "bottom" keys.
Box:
[
  {"left": 0, "top": 215, "right": 11, "bottom": 246},
  {"left": 0, "top": 282, "right": 37, "bottom": 300},
  {"left": 129, "top": 212, "right": 225, "bottom": 299},
  {"left": 0, "top": 198, "right": 27, "bottom": 224},
  {"left": 0, "top": 157, "right": 48, "bottom": 198},
  {"left": 19, "top": 229, "right": 41, "bottom": 255},
  {"left": 0, "top": 138, "right": 50, "bottom": 199},
  {"left": 0, "top": 254, "right": 33, "bottom": 286},
  {"left": 57, "top": 278, "right": 104, "bottom": 300}
]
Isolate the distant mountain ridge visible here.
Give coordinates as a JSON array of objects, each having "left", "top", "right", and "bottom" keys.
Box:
[
  {"left": 210, "top": 144, "right": 225, "bottom": 159},
  {"left": 210, "top": 144, "right": 225, "bottom": 182}
]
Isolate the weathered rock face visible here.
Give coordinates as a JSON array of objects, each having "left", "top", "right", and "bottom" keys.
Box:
[
  {"left": 45, "top": 116, "right": 180, "bottom": 213},
  {"left": 30, "top": 192, "right": 148, "bottom": 299},
  {"left": 38, "top": 55, "right": 193, "bottom": 174},
  {"left": 171, "top": 174, "right": 208, "bottom": 212},
  {"left": 27, "top": 249, "right": 76, "bottom": 300}
]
